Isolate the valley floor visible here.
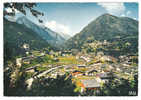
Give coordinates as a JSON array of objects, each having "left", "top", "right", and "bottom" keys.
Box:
[{"left": 4, "top": 49, "right": 138, "bottom": 96}]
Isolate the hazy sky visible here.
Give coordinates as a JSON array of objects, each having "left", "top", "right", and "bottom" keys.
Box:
[{"left": 5, "top": 3, "right": 138, "bottom": 36}]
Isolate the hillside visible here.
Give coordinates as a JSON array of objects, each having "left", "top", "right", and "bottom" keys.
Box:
[
  {"left": 16, "top": 16, "right": 65, "bottom": 47},
  {"left": 4, "top": 18, "right": 51, "bottom": 61},
  {"left": 64, "top": 14, "right": 138, "bottom": 56}
]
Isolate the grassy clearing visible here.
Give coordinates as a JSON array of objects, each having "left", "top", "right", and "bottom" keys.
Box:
[
  {"left": 32, "top": 51, "right": 41, "bottom": 56},
  {"left": 37, "top": 66, "right": 49, "bottom": 72},
  {"left": 58, "top": 56, "right": 78, "bottom": 64},
  {"left": 77, "top": 75, "right": 96, "bottom": 80}
]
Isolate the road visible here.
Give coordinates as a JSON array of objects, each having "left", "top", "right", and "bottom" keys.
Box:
[{"left": 36, "top": 65, "right": 63, "bottom": 78}]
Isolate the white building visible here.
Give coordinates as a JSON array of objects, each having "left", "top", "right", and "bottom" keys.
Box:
[
  {"left": 23, "top": 43, "right": 29, "bottom": 50},
  {"left": 16, "top": 58, "right": 22, "bottom": 67}
]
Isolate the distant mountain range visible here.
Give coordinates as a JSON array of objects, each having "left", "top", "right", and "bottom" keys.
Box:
[
  {"left": 57, "top": 32, "right": 71, "bottom": 40},
  {"left": 16, "top": 16, "right": 67, "bottom": 47},
  {"left": 64, "top": 13, "right": 138, "bottom": 53},
  {"left": 39, "top": 25, "right": 71, "bottom": 40}
]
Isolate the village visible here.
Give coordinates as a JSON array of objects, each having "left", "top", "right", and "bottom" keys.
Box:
[{"left": 10, "top": 43, "right": 138, "bottom": 94}]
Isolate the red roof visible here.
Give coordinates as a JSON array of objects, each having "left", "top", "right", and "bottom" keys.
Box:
[{"left": 72, "top": 72, "right": 82, "bottom": 76}]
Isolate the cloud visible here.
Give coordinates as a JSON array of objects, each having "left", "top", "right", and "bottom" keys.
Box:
[
  {"left": 45, "top": 20, "right": 70, "bottom": 34},
  {"left": 120, "top": 10, "right": 132, "bottom": 17},
  {"left": 126, "top": 10, "right": 131, "bottom": 16},
  {"left": 133, "top": 18, "right": 137, "bottom": 20},
  {"left": 97, "top": 3, "right": 126, "bottom": 16},
  {"left": 121, "top": 14, "right": 125, "bottom": 17}
]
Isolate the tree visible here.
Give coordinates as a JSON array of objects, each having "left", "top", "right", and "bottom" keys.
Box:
[
  {"left": 5, "top": 74, "right": 77, "bottom": 96},
  {"left": 4, "top": 3, "right": 44, "bottom": 23},
  {"left": 99, "top": 76, "right": 138, "bottom": 96}
]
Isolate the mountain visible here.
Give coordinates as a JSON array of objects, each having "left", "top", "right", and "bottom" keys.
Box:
[
  {"left": 4, "top": 18, "right": 51, "bottom": 61},
  {"left": 16, "top": 16, "right": 65, "bottom": 47},
  {"left": 58, "top": 32, "right": 71, "bottom": 40},
  {"left": 64, "top": 13, "right": 138, "bottom": 56},
  {"left": 40, "top": 25, "right": 71, "bottom": 40}
]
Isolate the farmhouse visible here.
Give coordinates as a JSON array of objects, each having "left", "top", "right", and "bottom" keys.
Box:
[
  {"left": 80, "top": 79, "right": 101, "bottom": 92},
  {"left": 87, "top": 69, "right": 98, "bottom": 76},
  {"left": 61, "top": 51, "right": 72, "bottom": 56},
  {"left": 16, "top": 58, "right": 22, "bottom": 67},
  {"left": 80, "top": 56, "right": 91, "bottom": 62},
  {"left": 71, "top": 70, "right": 83, "bottom": 77},
  {"left": 96, "top": 72, "right": 111, "bottom": 79}
]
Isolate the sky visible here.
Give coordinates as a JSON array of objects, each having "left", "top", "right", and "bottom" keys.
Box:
[{"left": 5, "top": 2, "right": 138, "bottom": 36}]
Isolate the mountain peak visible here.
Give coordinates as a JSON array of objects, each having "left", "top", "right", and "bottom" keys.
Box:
[
  {"left": 97, "top": 13, "right": 118, "bottom": 20},
  {"left": 101, "top": 13, "right": 112, "bottom": 16},
  {"left": 65, "top": 13, "right": 138, "bottom": 49},
  {"left": 100, "top": 13, "right": 118, "bottom": 17}
]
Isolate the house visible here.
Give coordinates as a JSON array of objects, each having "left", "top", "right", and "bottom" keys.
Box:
[
  {"left": 23, "top": 43, "right": 29, "bottom": 49},
  {"left": 61, "top": 51, "right": 72, "bottom": 56},
  {"left": 89, "top": 63, "right": 102, "bottom": 69},
  {"left": 51, "top": 72, "right": 58, "bottom": 78},
  {"left": 100, "top": 56, "right": 118, "bottom": 63},
  {"left": 85, "top": 67, "right": 99, "bottom": 76},
  {"left": 96, "top": 72, "right": 111, "bottom": 79},
  {"left": 26, "top": 51, "right": 29, "bottom": 55},
  {"left": 22, "top": 43, "right": 30, "bottom": 52},
  {"left": 71, "top": 70, "right": 83, "bottom": 77},
  {"left": 108, "top": 65, "right": 114, "bottom": 70},
  {"left": 80, "top": 79, "right": 101, "bottom": 92},
  {"left": 16, "top": 58, "right": 22, "bottom": 67},
  {"left": 53, "top": 58, "right": 59, "bottom": 62},
  {"left": 80, "top": 56, "right": 91, "bottom": 62},
  {"left": 122, "top": 63, "right": 130, "bottom": 67},
  {"left": 49, "top": 50, "right": 54, "bottom": 55},
  {"left": 95, "top": 73, "right": 112, "bottom": 84},
  {"left": 87, "top": 70, "right": 98, "bottom": 76},
  {"left": 103, "top": 40, "right": 108, "bottom": 45},
  {"left": 100, "top": 56, "right": 110, "bottom": 62},
  {"left": 76, "top": 55, "right": 79, "bottom": 59},
  {"left": 25, "top": 78, "right": 34, "bottom": 90},
  {"left": 116, "top": 68, "right": 121, "bottom": 72},
  {"left": 41, "top": 52, "right": 45, "bottom": 56},
  {"left": 22, "top": 59, "right": 30, "bottom": 64},
  {"left": 25, "top": 69, "right": 35, "bottom": 73},
  {"left": 97, "top": 51, "right": 104, "bottom": 57}
]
